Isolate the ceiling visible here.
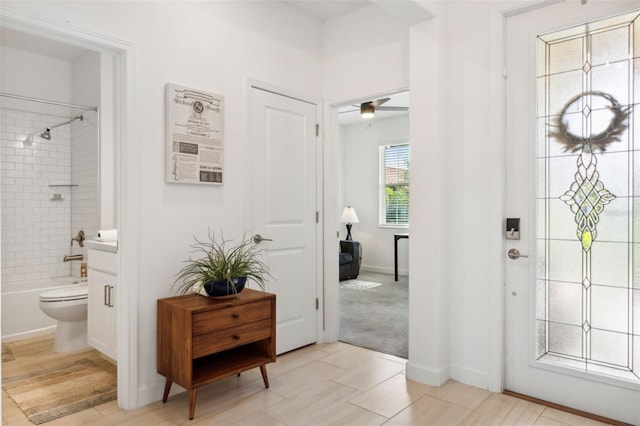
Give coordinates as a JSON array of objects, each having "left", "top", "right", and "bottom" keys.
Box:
[
  {"left": 284, "top": 0, "right": 370, "bottom": 21},
  {"left": 0, "top": 2, "right": 370, "bottom": 59},
  {"left": 1, "top": 3, "right": 409, "bottom": 125},
  {"left": 0, "top": 27, "right": 89, "bottom": 61}
]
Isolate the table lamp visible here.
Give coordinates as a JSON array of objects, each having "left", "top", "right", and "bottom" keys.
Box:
[{"left": 340, "top": 206, "right": 360, "bottom": 241}]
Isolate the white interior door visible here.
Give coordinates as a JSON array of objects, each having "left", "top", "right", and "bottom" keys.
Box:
[
  {"left": 250, "top": 86, "right": 318, "bottom": 355},
  {"left": 505, "top": 2, "right": 640, "bottom": 424}
]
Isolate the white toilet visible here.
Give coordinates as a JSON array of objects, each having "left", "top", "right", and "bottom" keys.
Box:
[{"left": 39, "top": 284, "right": 89, "bottom": 352}]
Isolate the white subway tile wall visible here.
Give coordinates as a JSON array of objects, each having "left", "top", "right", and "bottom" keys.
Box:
[
  {"left": 71, "top": 110, "right": 99, "bottom": 277},
  {"left": 0, "top": 108, "right": 99, "bottom": 284}
]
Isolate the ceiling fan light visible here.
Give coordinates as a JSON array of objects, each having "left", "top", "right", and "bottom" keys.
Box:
[{"left": 361, "top": 103, "right": 375, "bottom": 119}]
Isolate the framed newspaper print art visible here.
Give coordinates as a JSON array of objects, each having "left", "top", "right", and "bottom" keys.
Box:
[{"left": 165, "top": 83, "right": 224, "bottom": 185}]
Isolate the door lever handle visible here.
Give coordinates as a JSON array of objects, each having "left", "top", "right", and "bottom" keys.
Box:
[
  {"left": 253, "top": 234, "right": 273, "bottom": 244},
  {"left": 508, "top": 248, "right": 529, "bottom": 260}
]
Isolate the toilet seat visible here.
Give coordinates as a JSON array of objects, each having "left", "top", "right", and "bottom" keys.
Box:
[{"left": 40, "top": 284, "right": 88, "bottom": 302}]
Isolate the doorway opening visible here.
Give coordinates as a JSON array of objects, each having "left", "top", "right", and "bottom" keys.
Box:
[
  {"left": 336, "top": 90, "right": 410, "bottom": 359},
  {"left": 0, "top": 11, "right": 136, "bottom": 410}
]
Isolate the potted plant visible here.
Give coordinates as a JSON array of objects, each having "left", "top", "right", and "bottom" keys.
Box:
[{"left": 173, "top": 230, "right": 272, "bottom": 297}]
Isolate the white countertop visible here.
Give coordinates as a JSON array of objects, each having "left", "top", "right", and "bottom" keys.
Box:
[{"left": 85, "top": 240, "right": 118, "bottom": 253}]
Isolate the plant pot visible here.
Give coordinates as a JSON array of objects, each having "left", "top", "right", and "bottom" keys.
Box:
[{"left": 203, "top": 277, "right": 247, "bottom": 297}]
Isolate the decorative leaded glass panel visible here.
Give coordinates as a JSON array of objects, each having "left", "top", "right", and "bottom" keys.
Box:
[{"left": 537, "top": 10, "right": 640, "bottom": 383}]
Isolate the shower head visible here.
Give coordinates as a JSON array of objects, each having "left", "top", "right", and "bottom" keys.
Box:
[
  {"left": 40, "top": 128, "right": 52, "bottom": 140},
  {"left": 39, "top": 114, "right": 84, "bottom": 141}
]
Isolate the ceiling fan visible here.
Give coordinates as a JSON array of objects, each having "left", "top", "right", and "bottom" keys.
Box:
[{"left": 340, "top": 97, "right": 409, "bottom": 119}]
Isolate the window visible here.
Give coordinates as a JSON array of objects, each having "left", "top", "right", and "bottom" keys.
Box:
[
  {"left": 379, "top": 143, "right": 409, "bottom": 226},
  {"left": 536, "top": 10, "right": 640, "bottom": 383}
]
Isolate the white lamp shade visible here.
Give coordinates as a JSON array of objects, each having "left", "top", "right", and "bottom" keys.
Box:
[
  {"left": 360, "top": 103, "right": 375, "bottom": 119},
  {"left": 340, "top": 206, "right": 360, "bottom": 224}
]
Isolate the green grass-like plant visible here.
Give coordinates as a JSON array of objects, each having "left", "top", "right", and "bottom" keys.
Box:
[{"left": 173, "top": 230, "right": 272, "bottom": 296}]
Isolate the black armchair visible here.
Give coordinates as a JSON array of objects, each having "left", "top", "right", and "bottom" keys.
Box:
[{"left": 339, "top": 240, "right": 361, "bottom": 281}]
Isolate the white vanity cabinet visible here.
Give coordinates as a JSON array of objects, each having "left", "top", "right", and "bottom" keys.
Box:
[{"left": 87, "top": 242, "right": 118, "bottom": 360}]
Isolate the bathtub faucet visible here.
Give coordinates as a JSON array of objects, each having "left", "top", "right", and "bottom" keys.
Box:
[
  {"left": 64, "top": 254, "right": 84, "bottom": 262},
  {"left": 71, "top": 230, "right": 85, "bottom": 247}
]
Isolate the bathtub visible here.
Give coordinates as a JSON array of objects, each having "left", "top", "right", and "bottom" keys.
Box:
[{"left": 2, "top": 276, "right": 81, "bottom": 341}]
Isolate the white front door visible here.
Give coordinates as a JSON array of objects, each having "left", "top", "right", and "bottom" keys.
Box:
[
  {"left": 505, "top": 2, "right": 640, "bottom": 424},
  {"left": 249, "top": 86, "right": 318, "bottom": 354}
]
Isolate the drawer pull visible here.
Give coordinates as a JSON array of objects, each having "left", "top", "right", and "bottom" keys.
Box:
[
  {"left": 232, "top": 335, "right": 240, "bottom": 341},
  {"left": 232, "top": 313, "right": 240, "bottom": 319}
]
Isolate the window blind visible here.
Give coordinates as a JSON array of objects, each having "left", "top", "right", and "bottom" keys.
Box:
[{"left": 379, "top": 144, "right": 410, "bottom": 226}]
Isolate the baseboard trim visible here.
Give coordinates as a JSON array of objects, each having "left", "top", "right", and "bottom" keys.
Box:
[
  {"left": 2, "top": 327, "right": 55, "bottom": 343},
  {"left": 449, "top": 365, "right": 489, "bottom": 390},
  {"left": 138, "top": 379, "right": 186, "bottom": 407},
  {"left": 503, "top": 390, "right": 632, "bottom": 426},
  {"left": 360, "top": 265, "right": 408, "bottom": 276},
  {"left": 406, "top": 360, "right": 450, "bottom": 386}
]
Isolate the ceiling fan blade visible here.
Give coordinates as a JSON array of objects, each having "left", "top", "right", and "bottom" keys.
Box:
[
  {"left": 339, "top": 108, "right": 360, "bottom": 114},
  {"left": 370, "top": 97, "right": 390, "bottom": 107},
  {"left": 376, "top": 106, "right": 409, "bottom": 112}
]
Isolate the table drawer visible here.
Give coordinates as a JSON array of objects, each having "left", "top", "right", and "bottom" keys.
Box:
[
  {"left": 192, "top": 319, "right": 272, "bottom": 358},
  {"left": 192, "top": 300, "right": 271, "bottom": 335}
]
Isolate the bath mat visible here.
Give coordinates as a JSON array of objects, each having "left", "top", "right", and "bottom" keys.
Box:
[
  {"left": 2, "top": 343, "right": 15, "bottom": 362},
  {"left": 2, "top": 358, "right": 117, "bottom": 424}
]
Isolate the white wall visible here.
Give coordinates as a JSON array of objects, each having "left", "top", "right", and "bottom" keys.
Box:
[
  {"left": 0, "top": 45, "right": 72, "bottom": 111},
  {"left": 407, "top": 1, "right": 503, "bottom": 389},
  {"left": 2, "top": 0, "right": 507, "bottom": 407},
  {"left": 441, "top": 1, "right": 499, "bottom": 388},
  {"left": 339, "top": 114, "right": 409, "bottom": 275},
  {"left": 323, "top": 4, "right": 409, "bottom": 102},
  {"left": 326, "top": 1, "right": 500, "bottom": 391},
  {"left": 2, "top": 0, "right": 324, "bottom": 406}
]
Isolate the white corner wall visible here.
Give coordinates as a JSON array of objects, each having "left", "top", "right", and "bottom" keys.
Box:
[
  {"left": 323, "top": 4, "right": 409, "bottom": 102},
  {"left": 3, "top": 0, "right": 511, "bottom": 408},
  {"left": 2, "top": 0, "right": 324, "bottom": 407},
  {"left": 406, "top": 7, "right": 452, "bottom": 387},
  {"left": 407, "top": 1, "right": 503, "bottom": 390},
  {"left": 326, "top": 0, "right": 502, "bottom": 392},
  {"left": 339, "top": 115, "right": 410, "bottom": 275}
]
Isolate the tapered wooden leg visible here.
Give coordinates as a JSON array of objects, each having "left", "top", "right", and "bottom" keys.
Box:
[
  {"left": 189, "top": 388, "right": 197, "bottom": 420},
  {"left": 162, "top": 378, "right": 172, "bottom": 403},
  {"left": 259, "top": 364, "right": 270, "bottom": 388}
]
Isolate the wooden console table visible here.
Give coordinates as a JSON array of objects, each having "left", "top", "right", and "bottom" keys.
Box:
[{"left": 157, "top": 289, "right": 276, "bottom": 419}]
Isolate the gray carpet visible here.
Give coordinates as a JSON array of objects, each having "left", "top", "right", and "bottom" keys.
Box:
[{"left": 339, "top": 272, "right": 408, "bottom": 358}]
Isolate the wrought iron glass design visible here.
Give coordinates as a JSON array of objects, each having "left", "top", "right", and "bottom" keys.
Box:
[{"left": 537, "top": 10, "right": 640, "bottom": 383}]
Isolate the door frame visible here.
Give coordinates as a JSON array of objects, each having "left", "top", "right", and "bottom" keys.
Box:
[
  {"left": 323, "top": 88, "right": 409, "bottom": 344},
  {"left": 244, "top": 79, "right": 325, "bottom": 345},
  {"left": 486, "top": 0, "right": 569, "bottom": 393},
  {"left": 493, "top": 0, "right": 640, "bottom": 399},
  {"left": 0, "top": 7, "right": 139, "bottom": 409}
]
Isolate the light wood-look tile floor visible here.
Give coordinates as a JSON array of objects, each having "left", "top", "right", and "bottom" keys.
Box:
[{"left": 2, "top": 335, "right": 611, "bottom": 426}]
